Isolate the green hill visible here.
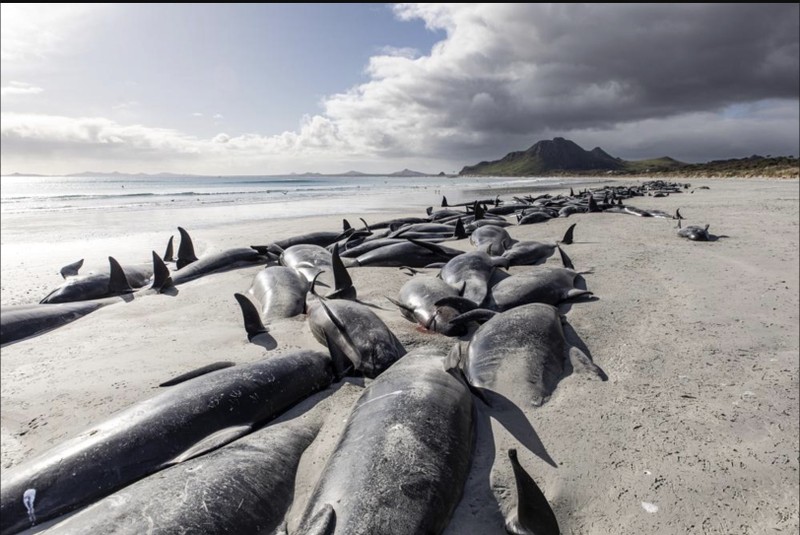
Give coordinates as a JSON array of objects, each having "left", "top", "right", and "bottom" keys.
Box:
[
  {"left": 459, "top": 138, "right": 798, "bottom": 178},
  {"left": 460, "top": 137, "right": 624, "bottom": 175}
]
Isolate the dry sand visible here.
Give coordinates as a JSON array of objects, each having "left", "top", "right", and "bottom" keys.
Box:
[{"left": 1, "top": 178, "right": 798, "bottom": 534}]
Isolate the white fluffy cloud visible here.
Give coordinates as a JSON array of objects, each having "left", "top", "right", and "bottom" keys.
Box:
[
  {"left": 2, "top": 3, "right": 798, "bottom": 174},
  {"left": 0, "top": 81, "right": 43, "bottom": 97}
]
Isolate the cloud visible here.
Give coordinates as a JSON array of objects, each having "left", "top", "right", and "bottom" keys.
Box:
[
  {"left": 0, "top": 112, "right": 356, "bottom": 173},
  {"left": 2, "top": 4, "right": 797, "bottom": 173},
  {"left": 192, "top": 112, "right": 203, "bottom": 117},
  {"left": 112, "top": 100, "right": 140, "bottom": 110},
  {"left": 312, "top": 3, "right": 799, "bottom": 163},
  {"left": 0, "top": 81, "right": 44, "bottom": 97},
  {"left": 1, "top": 4, "right": 101, "bottom": 62},
  {"left": 213, "top": 113, "right": 224, "bottom": 120},
  {"left": 377, "top": 46, "right": 419, "bottom": 59}
]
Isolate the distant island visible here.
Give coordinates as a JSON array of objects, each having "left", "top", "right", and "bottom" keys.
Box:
[
  {"left": 5, "top": 141, "right": 799, "bottom": 179},
  {"left": 290, "top": 168, "right": 434, "bottom": 178},
  {"left": 2, "top": 169, "right": 443, "bottom": 179},
  {"left": 459, "top": 137, "right": 799, "bottom": 179}
]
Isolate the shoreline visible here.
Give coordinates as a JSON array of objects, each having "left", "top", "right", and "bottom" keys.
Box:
[{"left": 1, "top": 177, "right": 798, "bottom": 534}]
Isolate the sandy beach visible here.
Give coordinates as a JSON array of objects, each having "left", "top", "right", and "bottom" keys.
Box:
[{"left": 1, "top": 177, "right": 798, "bottom": 534}]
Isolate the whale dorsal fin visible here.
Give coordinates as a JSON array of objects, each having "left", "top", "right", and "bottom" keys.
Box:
[
  {"left": 556, "top": 245, "right": 574, "bottom": 270},
  {"left": 234, "top": 293, "right": 268, "bottom": 341},
  {"left": 176, "top": 227, "right": 198, "bottom": 269},
  {"left": 108, "top": 257, "right": 133, "bottom": 294},
  {"left": 454, "top": 218, "right": 467, "bottom": 240},
  {"left": 559, "top": 223, "right": 576, "bottom": 245},
  {"left": 326, "top": 244, "right": 356, "bottom": 300},
  {"left": 151, "top": 251, "right": 173, "bottom": 292},
  {"left": 162, "top": 235, "right": 175, "bottom": 262}
]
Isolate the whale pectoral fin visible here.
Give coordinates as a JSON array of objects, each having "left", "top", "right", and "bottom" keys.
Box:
[
  {"left": 399, "top": 266, "right": 420, "bottom": 276},
  {"left": 158, "top": 361, "right": 236, "bottom": 387},
  {"left": 318, "top": 300, "right": 363, "bottom": 371},
  {"left": 563, "top": 288, "right": 593, "bottom": 301},
  {"left": 506, "top": 448, "right": 560, "bottom": 535},
  {"left": 567, "top": 345, "right": 605, "bottom": 380},
  {"left": 444, "top": 345, "right": 492, "bottom": 406},
  {"left": 386, "top": 296, "right": 414, "bottom": 314},
  {"left": 297, "top": 504, "right": 337, "bottom": 535},
  {"left": 445, "top": 341, "right": 465, "bottom": 371},
  {"left": 457, "top": 281, "right": 467, "bottom": 297},
  {"left": 434, "top": 296, "right": 478, "bottom": 313},
  {"left": 449, "top": 308, "right": 497, "bottom": 326},
  {"left": 322, "top": 330, "right": 355, "bottom": 379},
  {"left": 60, "top": 258, "right": 84, "bottom": 279},
  {"left": 170, "top": 425, "right": 252, "bottom": 465}
]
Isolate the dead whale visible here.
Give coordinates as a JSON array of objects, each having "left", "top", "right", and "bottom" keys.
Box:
[
  {"left": 457, "top": 303, "right": 603, "bottom": 407},
  {"left": 294, "top": 347, "right": 473, "bottom": 535}
]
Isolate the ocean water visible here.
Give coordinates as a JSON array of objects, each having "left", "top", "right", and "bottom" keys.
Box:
[
  {"left": 0, "top": 173, "right": 610, "bottom": 305},
  {"left": 0, "top": 174, "right": 586, "bottom": 215},
  {"left": 0, "top": 173, "right": 604, "bottom": 239}
]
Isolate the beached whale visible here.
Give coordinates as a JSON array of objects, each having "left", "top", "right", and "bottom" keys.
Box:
[
  {"left": 456, "top": 303, "right": 603, "bottom": 407},
  {"left": 353, "top": 239, "right": 464, "bottom": 268},
  {"left": 246, "top": 266, "right": 310, "bottom": 320},
  {"left": 39, "top": 416, "right": 322, "bottom": 535},
  {"left": 470, "top": 224, "right": 516, "bottom": 255},
  {"left": 388, "top": 275, "right": 476, "bottom": 336},
  {"left": 501, "top": 224, "right": 576, "bottom": 267},
  {"left": 169, "top": 228, "right": 265, "bottom": 285},
  {"left": 40, "top": 257, "right": 152, "bottom": 304},
  {"left": 677, "top": 221, "right": 712, "bottom": 241},
  {"left": 0, "top": 350, "right": 334, "bottom": 534},
  {"left": 440, "top": 250, "right": 508, "bottom": 306},
  {"left": 1, "top": 300, "right": 113, "bottom": 347},
  {"left": 2, "top": 253, "right": 171, "bottom": 347},
  {"left": 279, "top": 243, "right": 334, "bottom": 282},
  {"left": 307, "top": 298, "right": 406, "bottom": 378},
  {"left": 486, "top": 264, "right": 591, "bottom": 311},
  {"left": 294, "top": 347, "right": 474, "bottom": 535}
]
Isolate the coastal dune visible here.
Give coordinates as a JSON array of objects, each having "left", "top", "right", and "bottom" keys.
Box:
[{"left": 1, "top": 178, "right": 798, "bottom": 534}]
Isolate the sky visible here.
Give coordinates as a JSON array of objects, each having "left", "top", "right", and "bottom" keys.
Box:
[{"left": 1, "top": 3, "right": 798, "bottom": 175}]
